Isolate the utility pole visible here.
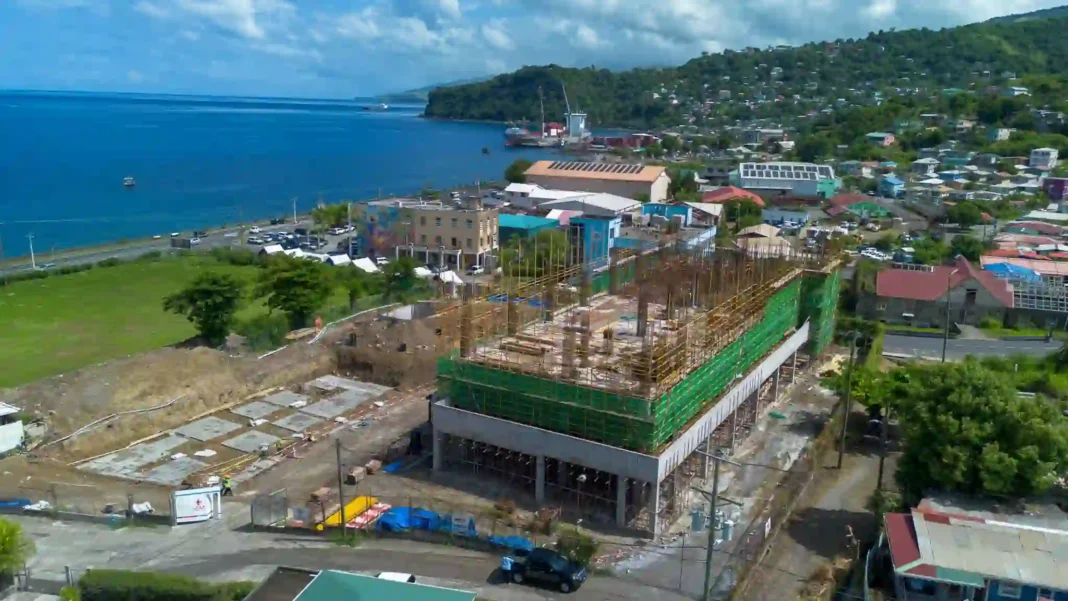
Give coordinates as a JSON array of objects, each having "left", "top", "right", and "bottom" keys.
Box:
[
  {"left": 292, "top": 197, "right": 298, "bottom": 225},
  {"left": 335, "top": 438, "right": 348, "bottom": 543},
  {"left": 942, "top": 268, "right": 960, "bottom": 363},
  {"left": 701, "top": 454, "right": 721, "bottom": 601},
  {"left": 26, "top": 233, "right": 36, "bottom": 269},
  {"left": 876, "top": 407, "right": 890, "bottom": 490},
  {"left": 347, "top": 202, "right": 353, "bottom": 258},
  {"left": 837, "top": 333, "right": 857, "bottom": 470}
]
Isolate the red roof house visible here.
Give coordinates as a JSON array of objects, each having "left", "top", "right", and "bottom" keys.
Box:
[
  {"left": 874, "top": 256, "right": 1013, "bottom": 307},
  {"left": 701, "top": 186, "right": 765, "bottom": 207},
  {"left": 864, "top": 257, "right": 1013, "bottom": 326}
]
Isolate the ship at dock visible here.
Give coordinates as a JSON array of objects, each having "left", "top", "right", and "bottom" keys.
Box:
[{"left": 504, "top": 83, "right": 589, "bottom": 148}]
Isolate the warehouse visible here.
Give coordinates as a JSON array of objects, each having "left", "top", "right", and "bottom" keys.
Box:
[{"left": 524, "top": 161, "right": 671, "bottom": 203}]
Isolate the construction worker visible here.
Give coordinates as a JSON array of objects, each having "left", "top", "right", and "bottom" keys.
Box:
[
  {"left": 499, "top": 554, "right": 514, "bottom": 583},
  {"left": 221, "top": 475, "right": 233, "bottom": 497}
]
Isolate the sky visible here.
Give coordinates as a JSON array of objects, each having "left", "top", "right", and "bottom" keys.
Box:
[{"left": 1, "top": 0, "right": 1065, "bottom": 98}]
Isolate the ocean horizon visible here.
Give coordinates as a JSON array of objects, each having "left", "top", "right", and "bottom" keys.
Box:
[{"left": 0, "top": 90, "right": 556, "bottom": 259}]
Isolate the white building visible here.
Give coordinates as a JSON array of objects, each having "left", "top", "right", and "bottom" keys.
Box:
[
  {"left": 1030, "top": 147, "right": 1059, "bottom": 171},
  {"left": 538, "top": 192, "right": 642, "bottom": 218},
  {"left": 730, "top": 162, "right": 838, "bottom": 197},
  {"left": 502, "top": 183, "right": 586, "bottom": 210}
]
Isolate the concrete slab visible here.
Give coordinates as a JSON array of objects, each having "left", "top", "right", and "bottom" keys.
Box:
[
  {"left": 304, "top": 375, "right": 391, "bottom": 396},
  {"left": 174, "top": 416, "right": 242, "bottom": 442},
  {"left": 300, "top": 386, "right": 385, "bottom": 419},
  {"left": 272, "top": 412, "right": 324, "bottom": 433},
  {"left": 231, "top": 401, "right": 281, "bottom": 421},
  {"left": 79, "top": 435, "right": 187, "bottom": 479},
  {"left": 261, "top": 390, "right": 311, "bottom": 407},
  {"left": 141, "top": 456, "right": 208, "bottom": 486},
  {"left": 222, "top": 430, "right": 281, "bottom": 454}
]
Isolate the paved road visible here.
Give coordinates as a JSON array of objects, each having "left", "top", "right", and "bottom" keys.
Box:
[{"left": 883, "top": 334, "right": 1062, "bottom": 361}]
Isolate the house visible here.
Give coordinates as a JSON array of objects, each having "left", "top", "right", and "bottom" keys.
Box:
[
  {"left": 523, "top": 161, "right": 671, "bottom": 203},
  {"left": 883, "top": 498, "right": 1068, "bottom": 601},
  {"left": 736, "top": 223, "right": 781, "bottom": 238},
  {"left": 502, "top": 183, "right": 585, "bottom": 210},
  {"left": 828, "top": 193, "right": 890, "bottom": 219},
  {"left": 1043, "top": 177, "right": 1068, "bottom": 202},
  {"left": 641, "top": 203, "right": 693, "bottom": 226},
  {"left": 373, "top": 197, "right": 498, "bottom": 271},
  {"left": 539, "top": 192, "right": 641, "bottom": 218},
  {"left": 1029, "top": 148, "right": 1059, "bottom": 171},
  {"left": 736, "top": 236, "right": 793, "bottom": 257},
  {"left": 569, "top": 215, "right": 622, "bottom": 267},
  {"left": 1001, "top": 86, "right": 1030, "bottom": 97},
  {"left": 859, "top": 257, "right": 1013, "bottom": 326},
  {"left": 879, "top": 175, "right": 906, "bottom": 198},
  {"left": 986, "top": 127, "right": 1012, "bottom": 142},
  {"left": 972, "top": 153, "right": 1001, "bottom": 168},
  {"left": 246, "top": 567, "right": 477, "bottom": 601},
  {"left": 701, "top": 186, "right": 766, "bottom": 208},
  {"left": 0, "top": 403, "right": 24, "bottom": 455},
  {"left": 911, "top": 158, "right": 941, "bottom": 175},
  {"left": 731, "top": 162, "right": 840, "bottom": 198},
  {"left": 683, "top": 201, "right": 724, "bottom": 225},
  {"left": 763, "top": 208, "right": 810, "bottom": 226},
  {"left": 865, "top": 132, "right": 896, "bottom": 147},
  {"left": 838, "top": 160, "right": 871, "bottom": 178}
]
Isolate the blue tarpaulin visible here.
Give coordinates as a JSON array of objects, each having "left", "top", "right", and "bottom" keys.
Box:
[
  {"left": 375, "top": 507, "right": 444, "bottom": 532},
  {"left": 985, "top": 262, "right": 1041, "bottom": 283},
  {"left": 0, "top": 499, "right": 31, "bottom": 508},
  {"left": 487, "top": 535, "right": 534, "bottom": 552}
]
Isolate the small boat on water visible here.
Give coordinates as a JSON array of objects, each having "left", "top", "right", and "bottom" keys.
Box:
[
  {"left": 362, "top": 103, "right": 389, "bottom": 111},
  {"left": 123, "top": 176, "right": 136, "bottom": 187}
]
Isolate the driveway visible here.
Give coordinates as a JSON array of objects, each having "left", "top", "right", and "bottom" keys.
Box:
[{"left": 882, "top": 334, "right": 1061, "bottom": 361}]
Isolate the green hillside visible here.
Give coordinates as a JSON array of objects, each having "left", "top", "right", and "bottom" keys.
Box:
[{"left": 425, "top": 10, "right": 1068, "bottom": 128}]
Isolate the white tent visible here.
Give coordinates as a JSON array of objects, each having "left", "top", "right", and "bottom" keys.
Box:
[
  {"left": 414, "top": 266, "right": 434, "bottom": 278},
  {"left": 438, "top": 270, "right": 464, "bottom": 284},
  {"left": 353, "top": 257, "right": 381, "bottom": 273},
  {"left": 261, "top": 244, "right": 285, "bottom": 255},
  {"left": 326, "top": 254, "right": 352, "bottom": 267}
]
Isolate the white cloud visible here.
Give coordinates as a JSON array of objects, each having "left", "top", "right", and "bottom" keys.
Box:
[
  {"left": 172, "top": 0, "right": 296, "bottom": 40},
  {"left": 574, "top": 24, "right": 601, "bottom": 50},
  {"left": 134, "top": 1, "right": 169, "bottom": 18},
  {"left": 127, "top": 69, "right": 144, "bottom": 82},
  {"left": 480, "top": 21, "right": 513, "bottom": 51},
  {"left": 180, "top": 29, "right": 202, "bottom": 41}
]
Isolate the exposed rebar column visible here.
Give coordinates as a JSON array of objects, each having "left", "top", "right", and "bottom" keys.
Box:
[
  {"left": 542, "top": 281, "right": 555, "bottom": 322},
  {"left": 579, "top": 309, "right": 591, "bottom": 367},
  {"left": 602, "top": 327, "right": 615, "bottom": 355},
  {"left": 459, "top": 300, "right": 474, "bottom": 358},
  {"left": 562, "top": 327, "right": 577, "bottom": 379},
  {"left": 506, "top": 285, "right": 519, "bottom": 335},
  {"left": 580, "top": 268, "right": 591, "bottom": 306},
  {"left": 637, "top": 286, "right": 649, "bottom": 338},
  {"left": 608, "top": 256, "right": 620, "bottom": 295}
]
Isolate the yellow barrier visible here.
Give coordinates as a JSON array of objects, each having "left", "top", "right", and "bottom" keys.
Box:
[{"left": 315, "top": 496, "right": 378, "bottom": 531}]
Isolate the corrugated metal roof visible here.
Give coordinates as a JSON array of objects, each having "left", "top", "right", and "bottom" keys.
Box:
[
  {"left": 296, "top": 570, "right": 476, "bottom": 601},
  {"left": 498, "top": 214, "right": 557, "bottom": 230}
]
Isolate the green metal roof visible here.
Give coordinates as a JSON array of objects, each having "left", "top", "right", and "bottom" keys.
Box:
[
  {"left": 296, "top": 571, "right": 477, "bottom": 601},
  {"left": 498, "top": 214, "right": 557, "bottom": 230}
]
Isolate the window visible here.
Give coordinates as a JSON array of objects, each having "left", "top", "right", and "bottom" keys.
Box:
[
  {"left": 435, "top": 217, "right": 441, "bottom": 227},
  {"left": 876, "top": 302, "right": 887, "bottom": 311},
  {"left": 997, "top": 582, "right": 1021, "bottom": 599},
  {"left": 420, "top": 216, "right": 426, "bottom": 226},
  {"left": 420, "top": 234, "right": 427, "bottom": 244},
  {"left": 451, "top": 218, "right": 458, "bottom": 227},
  {"left": 435, "top": 235, "right": 442, "bottom": 244},
  {"left": 965, "top": 289, "right": 977, "bottom": 304},
  {"left": 466, "top": 219, "right": 473, "bottom": 229},
  {"left": 451, "top": 237, "right": 457, "bottom": 247},
  {"left": 466, "top": 238, "right": 473, "bottom": 248},
  {"left": 1038, "top": 588, "right": 1054, "bottom": 601}
]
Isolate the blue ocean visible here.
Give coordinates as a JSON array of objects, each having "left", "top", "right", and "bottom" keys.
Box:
[{"left": 0, "top": 90, "right": 554, "bottom": 258}]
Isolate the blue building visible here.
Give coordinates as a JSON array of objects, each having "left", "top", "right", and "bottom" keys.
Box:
[
  {"left": 884, "top": 500, "right": 1068, "bottom": 601},
  {"left": 879, "top": 175, "right": 906, "bottom": 198},
  {"left": 568, "top": 215, "right": 621, "bottom": 269},
  {"left": 498, "top": 214, "right": 558, "bottom": 244},
  {"left": 641, "top": 203, "right": 693, "bottom": 226}
]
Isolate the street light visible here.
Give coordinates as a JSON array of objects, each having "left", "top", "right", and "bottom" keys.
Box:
[{"left": 941, "top": 267, "right": 960, "bottom": 363}]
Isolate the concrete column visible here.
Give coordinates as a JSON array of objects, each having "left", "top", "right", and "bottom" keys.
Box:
[
  {"left": 650, "top": 480, "right": 662, "bottom": 538},
  {"left": 535, "top": 455, "right": 546, "bottom": 504},
  {"left": 557, "top": 461, "right": 568, "bottom": 487},
  {"left": 394, "top": 246, "right": 399, "bottom": 259},
  {"left": 432, "top": 431, "right": 443, "bottom": 472},
  {"left": 791, "top": 351, "right": 798, "bottom": 383},
  {"left": 704, "top": 432, "right": 714, "bottom": 478},
  {"left": 730, "top": 408, "right": 738, "bottom": 450},
  {"left": 616, "top": 475, "right": 627, "bottom": 527},
  {"left": 774, "top": 367, "right": 781, "bottom": 401}
]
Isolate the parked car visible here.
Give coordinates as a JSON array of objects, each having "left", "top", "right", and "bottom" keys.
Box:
[
  {"left": 509, "top": 548, "right": 587, "bottom": 593},
  {"left": 375, "top": 257, "right": 389, "bottom": 266},
  {"left": 329, "top": 227, "right": 346, "bottom": 236},
  {"left": 468, "top": 265, "right": 485, "bottom": 275},
  {"left": 246, "top": 237, "right": 262, "bottom": 245},
  {"left": 249, "top": 226, "right": 261, "bottom": 234},
  {"left": 270, "top": 217, "right": 284, "bottom": 225},
  {"left": 866, "top": 223, "right": 881, "bottom": 232},
  {"left": 189, "top": 237, "right": 201, "bottom": 246},
  {"left": 193, "top": 230, "right": 208, "bottom": 237},
  {"left": 294, "top": 227, "right": 309, "bottom": 236}
]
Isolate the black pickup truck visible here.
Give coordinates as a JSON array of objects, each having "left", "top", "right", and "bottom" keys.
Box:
[{"left": 509, "top": 548, "right": 587, "bottom": 593}]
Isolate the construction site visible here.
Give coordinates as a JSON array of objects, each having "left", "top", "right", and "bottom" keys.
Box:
[{"left": 428, "top": 245, "right": 840, "bottom": 536}]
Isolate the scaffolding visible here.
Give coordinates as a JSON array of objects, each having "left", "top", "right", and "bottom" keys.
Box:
[{"left": 432, "top": 242, "right": 841, "bottom": 454}]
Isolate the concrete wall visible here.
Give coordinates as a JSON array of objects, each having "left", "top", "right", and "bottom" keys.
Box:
[
  {"left": 0, "top": 420, "right": 23, "bottom": 454},
  {"left": 411, "top": 206, "right": 499, "bottom": 255}
]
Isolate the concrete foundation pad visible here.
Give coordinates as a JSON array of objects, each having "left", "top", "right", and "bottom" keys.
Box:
[
  {"left": 272, "top": 413, "right": 324, "bottom": 433},
  {"left": 174, "top": 416, "right": 242, "bottom": 442},
  {"left": 304, "top": 375, "right": 391, "bottom": 396},
  {"left": 222, "top": 430, "right": 281, "bottom": 453},
  {"left": 261, "top": 390, "right": 310, "bottom": 407},
  {"left": 231, "top": 401, "right": 281, "bottom": 421},
  {"left": 79, "top": 435, "right": 188, "bottom": 479},
  {"left": 141, "top": 456, "right": 208, "bottom": 486},
  {"left": 300, "top": 387, "right": 383, "bottom": 420}
]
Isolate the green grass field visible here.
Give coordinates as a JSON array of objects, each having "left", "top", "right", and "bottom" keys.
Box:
[{"left": 0, "top": 255, "right": 352, "bottom": 388}]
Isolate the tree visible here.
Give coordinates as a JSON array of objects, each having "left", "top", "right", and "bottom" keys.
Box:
[
  {"left": 893, "top": 362, "right": 1068, "bottom": 501},
  {"left": 873, "top": 233, "right": 897, "bottom": 252},
  {"left": 950, "top": 234, "right": 984, "bottom": 262},
  {"left": 504, "top": 158, "right": 532, "bottom": 183},
  {"left": 0, "top": 518, "right": 34, "bottom": 577},
  {"left": 381, "top": 256, "right": 421, "bottom": 303},
  {"left": 254, "top": 257, "right": 335, "bottom": 328},
  {"left": 912, "top": 238, "right": 949, "bottom": 265},
  {"left": 947, "top": 201, "right": 983, "bottom": 228},
  {"left": 340, "top": 268, "right": 382, "bottom": 310},
  {"left": 163, "top": 272, "right": 245, "bottom": 346},
  {"left": 311, "top": 203, "right": 349, "bottom": 229}
]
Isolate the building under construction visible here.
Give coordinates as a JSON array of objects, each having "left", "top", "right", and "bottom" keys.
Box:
[{"left": 429, "top": 245, "right": 840, "bottom": 536}]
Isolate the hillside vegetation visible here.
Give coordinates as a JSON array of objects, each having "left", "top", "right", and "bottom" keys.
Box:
[{"left": 426, "top": 11, "right": 1068, "bottom": 128}]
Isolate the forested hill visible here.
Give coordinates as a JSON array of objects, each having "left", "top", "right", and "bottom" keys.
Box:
[{"left": 424, "top": 11, "right": 1068, "bottom": 128}]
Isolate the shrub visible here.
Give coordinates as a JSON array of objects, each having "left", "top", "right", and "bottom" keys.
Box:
[
  {"left": 235, "top": 312, "right": 290, "bottom": 351},
  {"left": 978, "top": 315, "right": 1002, "bottom": 329},
  {"left": 136, "top": 250, "right": 163, "bottom": 262},
  {"left": 96, "top": 258, "right": 122, "bottom": 268},
  {"left": 78, "top": 569, "right": 254, "bottom": 601},
  {"left": 554, "top": 528, "right": 599, "bottom": 567},
  {"left": 210, "top": 247, "right": 261, "bottom": 267}
]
